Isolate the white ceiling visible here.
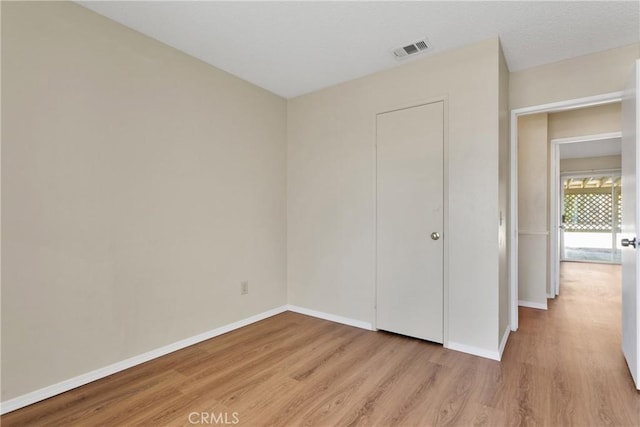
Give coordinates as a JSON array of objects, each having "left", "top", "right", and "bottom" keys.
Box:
[
  {"left": 559, "top": 137, "right": 622, "bottom": 160},
  {"left": 77, "top": 1, "right": 640, "bottom": 99}
]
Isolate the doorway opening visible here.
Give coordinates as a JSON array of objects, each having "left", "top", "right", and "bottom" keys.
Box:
[
  {"left": 561, "top": 172, "right": 622, "bottom": 264},
  {"left": 509, "top": 92, "right": 623, "bottom": 330},
  {"left": 510, "top": 62, "right": 639, "bottom": 390},
  {"left": 548, "top": 131, "right": 623, "bottom": 295}
]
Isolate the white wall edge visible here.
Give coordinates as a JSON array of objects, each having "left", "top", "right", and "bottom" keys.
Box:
[
  {"left": 286, "top": 305, "right": 374, "bottom": 331},
  {"left": 0, "top": 305, "right": 288, "bottom": 415},
  {"left": 550, "top": 142, "right": 560, "bottom": 300},
  {"left": 499, "top": 327, "right": 511, "bottom": 360},
  {"left": 551, "top": 131, "right": 622, "bottom": 146},
  {"left": 561, "top": 168, "right": 622, "bottom": 178},
  {"left": 547, "top": 292, "right": 556, "bottom": 299},
  {"left": 518, "top": 300, "right": 548, "bottom": 310},
  {"left": 513, "top": 91, "right": 624, "bottom": 116},
  {"left": 446, "top": 341, "right": 500, "bottom": 361}
]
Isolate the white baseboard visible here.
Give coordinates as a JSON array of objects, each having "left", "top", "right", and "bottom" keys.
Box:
[
  {"left": 547, "top": 293, "right": 555, "bottom": 299},
  {"left": 1, "top": 303, "right": 512, "bottom": 414},
  {"left": 446, "top": 341, "right": 500, "bottom": 361},
  {"left": 286, "top": 305, "right": 374, "bottom": 331},
  {"left": 0, "top": 305, "right": 288, "bottom": 415},
  {"left": 518, "top": 300, "right": 548, "bottom": 310},
  {"left": 288, "top": 305, "right": 509, "bottom": 362},
  {"left": 498, "top": 327, "right": 510, "bottom": 361}
]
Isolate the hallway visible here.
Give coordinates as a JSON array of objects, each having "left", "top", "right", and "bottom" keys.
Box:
[{"left": 505, "top": 261, "right": 639, "bottom": 425}]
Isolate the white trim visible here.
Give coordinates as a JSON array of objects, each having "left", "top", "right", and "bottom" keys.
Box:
[
  {"left": 446, "top": 341, "right": 500, "bottom": 361},
  {"left": 0, "top": 305, "right": 288, "bottom": 415},
  {"left": 518, "top": 230, "right": 550, "bottom": 236},
  {"left": 547, "top": 292, "right": 556, "bottom": 299},
  {"left": 513, "top": 92, "right": 624, "bottom": 117},
  {"left": 552, "top": 131, "right": 622, "bottom": 146},
  {"left": 550, "top": 140, "right": 560, "bottom": 297},
  {"left": 499, "top": 327, "right": 511, "bottom": 360},
  {"left": 509, "top": 105, "right": 518, "bottom": 331},
  {"left": 287, "top": 305, "right": 374, "bottom": 330},
  {"left": 372, "top": 102, "right": 378, "bottom": 331},
  {"left": 509, "top": 91, "right": 623, "bottom": 332},
  {"left": 518, "top": 300, "right": 548, "bottom": 310}
]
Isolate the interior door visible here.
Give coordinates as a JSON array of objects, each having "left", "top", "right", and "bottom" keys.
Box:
[
  {"left": 376, "top": 101, "right": 444, "bottom": 343},
  {"left": 621, "top": 59, "right": 639, "bottom": 390}
]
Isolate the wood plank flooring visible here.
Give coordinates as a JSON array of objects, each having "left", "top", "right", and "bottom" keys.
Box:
[{"left": 3, "top": 262, "right": 639, "bottom": 426}]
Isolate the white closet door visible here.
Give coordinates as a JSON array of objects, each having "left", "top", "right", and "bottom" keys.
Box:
[
  {"left": 621, "top": 59, "right": 639, "bottom": 389},
  {"left": 376, "top": 101, "right": 444, "bottom": 343}
]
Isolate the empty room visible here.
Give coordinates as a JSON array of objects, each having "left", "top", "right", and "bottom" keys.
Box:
[{"left": 2, "top": 1, "right": 640, "bottom": 426}]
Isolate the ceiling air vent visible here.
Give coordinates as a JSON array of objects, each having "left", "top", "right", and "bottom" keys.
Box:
[{"left": 392, "top": 38, "right": 431, "bottom": 61}]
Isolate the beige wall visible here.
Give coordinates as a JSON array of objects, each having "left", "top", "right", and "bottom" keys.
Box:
[
  {"left": 510, "top": 43, "right": 639, "bottom": 110},
  {"left": 549, "top": 103, "right": 621, "bottom": 139},
  {"left": 517, "top": 114, "right": 549, "bottom": 305},
  {"left": 1, "top": 1, "right": 287, "bottom": 401},
  {"left": 518, "top": 114, "right": 549, "bottom": 233},
  {"left": 288, "top": 38, "right": 504, "bottom": 354},
  {"left": 561, "top": 155, "right": 622, "bottom": 173}
]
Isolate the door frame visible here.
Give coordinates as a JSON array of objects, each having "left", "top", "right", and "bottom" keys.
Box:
[
  {"left": 509, "top": 92, "right": 623, "bottom": 331},
  {"left": 373, "top": 95, "right": 449, "bottom": 345},
  {"left": 621, "top": 59, "right": 640, "bottom": 389},
  {"left": 549, "top": 132, "right": 622, "bottom": 296}
]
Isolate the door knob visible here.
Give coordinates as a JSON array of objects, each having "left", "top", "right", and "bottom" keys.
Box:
[
  {"left": 430, "top": 232, "right": 440, "bottom": 241},
  {"left": 621, "top": 237, "right": 637, "bottom": 248}
]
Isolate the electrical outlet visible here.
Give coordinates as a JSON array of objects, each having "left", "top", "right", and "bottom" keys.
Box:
[{"left": 241, "top": 281, "right": 249, "bottom": 295}]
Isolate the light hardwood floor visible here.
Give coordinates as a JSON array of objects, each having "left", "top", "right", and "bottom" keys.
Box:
[{"left": 3, "top": 262, "right": 639, "bottom": 426}]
